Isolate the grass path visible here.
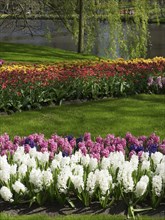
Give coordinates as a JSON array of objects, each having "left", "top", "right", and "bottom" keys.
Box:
[
  {"left": 0, "top": 94, "right": 164, "bottom": 139},
  {"left": 0, "top": 214, "right": 165, "bottom": 220},
  {"left": 0, "top": 42, "right": 97, "bottom": 63}
]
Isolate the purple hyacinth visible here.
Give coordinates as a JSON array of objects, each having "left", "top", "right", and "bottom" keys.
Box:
[
  {"left": 24, "top": 138, "right": 35, "bottom": 148},
  {"left": 147, "top": 144, "right": 158, "bottom": 155}
]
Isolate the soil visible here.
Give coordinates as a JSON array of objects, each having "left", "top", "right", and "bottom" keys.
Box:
[{"left": 0, "top": 200, "right": 165, "bottom": 219}]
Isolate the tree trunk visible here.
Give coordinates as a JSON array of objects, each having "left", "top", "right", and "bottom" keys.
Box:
[{"left": 78, "top": 0, "right": 84, "bottom": 53}]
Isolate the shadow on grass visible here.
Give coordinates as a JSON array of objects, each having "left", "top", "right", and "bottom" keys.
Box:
[
  {"left": 0, "top": 95, "right": 164, "bottom": 139},
  {"left": 129, "top": 94, "right": 165, "bottom": 104},
  {"left": 0, "top": 42, "right": 97, "bottom": 62}
]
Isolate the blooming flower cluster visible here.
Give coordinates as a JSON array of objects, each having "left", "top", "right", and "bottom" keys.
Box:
[
  {"left": 148, "top": 75, "right": 165, "bottom": 93},
  {"left": 0, "top": 132, "right": 165, "bottom": 159},
  {"left": 0, "top": 145, "right": 164, "bottom": 219},
  {"left": 0, "top": 57, "right": 165, "bottom": 112},
  {"left": 0, "top": 60, "right": 4, "bottom": 67}
]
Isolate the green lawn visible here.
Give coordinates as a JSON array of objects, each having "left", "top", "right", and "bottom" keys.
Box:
[
  {"left": 0, "top": 42, "right": 97, "bottom": 63},
  {"left": 0, "top": 94, "right": 164, "bottom": 139},
  {"left": 0, "top": 214, "right": 164, "bottom": 220}
]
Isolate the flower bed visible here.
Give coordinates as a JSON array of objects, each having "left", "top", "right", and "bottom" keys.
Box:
[
  {"left": 0, "top": 132, "right": 165, "bottom": 219},
  {"left": 0, "top": 57, "right": 165, "bottom": 112}
]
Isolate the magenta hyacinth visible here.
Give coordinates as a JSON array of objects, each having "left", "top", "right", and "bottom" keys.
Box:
[{"left": 0, "top": 132, "right": 164, "bottom": 158}]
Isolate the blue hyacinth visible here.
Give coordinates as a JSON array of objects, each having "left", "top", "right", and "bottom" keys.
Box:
[{"left": 24, "top": 138, "right": 35, "bottom": 148}]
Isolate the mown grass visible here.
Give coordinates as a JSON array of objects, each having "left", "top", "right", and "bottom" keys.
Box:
[
  {"left": 0, "top": 94, "right": 164, "bottom": 139},
  {"left": 0, "top": 42, "right": 98, "bottom": 63},
  {"left": 0, "top": 213, "right": 164, "bottom": 220}
]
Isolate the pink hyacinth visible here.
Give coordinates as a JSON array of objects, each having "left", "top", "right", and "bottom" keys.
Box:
[
  {"left": 138, "top": 150, "right": 143, "bottom": 159},
  {"left": 49, "top": 151, "right": 55, "bottom": 160},
  {"left": 116, "top": 144, "right": 124, "bottom": 152},
  {"left": 108, "top": 144, "right": 116, "bottom": 153},
  {"left": 162, "top": 77, "right": 165, "bottom": 85},
  {"left": 156, "top": 76, "right": 162, "bottom": 88},
  {"left": 84, "top": 132, "right": 91, "bottom": 141},
  {"left": 58, "top": 137, "right": 65, "bottom": 146},
  {"left": 96, "top": 136, "right": 103, "bottom": 144},
  {"left": 90, "top": 152, "right": 100, "bottom": 160},
  {"left": 85, "top": 140, "right": 94, "bottom": 149},
  {"left": 147, "top": 76, "right": 154, "bottom": 86},
  {"left": 101, "top": 148, "right": 109, "bottom": 158},
  {"left": 139, "top": 135, "right": 147, "bottom": 142},
  {"left": 129, "top": 150, "right": 136, "bottom": 158},
  {"left": 24, "top": 144, "right": 31, "bottom": 153},
  {"left": 80, "top": 147, "right": 87, "bottom": 155},
  {"left": 147, "top": 133, "right": 160, "bottom": 145},
  {"left": 48, "top": 139, "right": 58, "bottom": 152},
  {"left": 4, "top": 141, "right": 13, "bottom": 150},
  {"left": 92, "top": 143, "right": 101, "bottom": 154},
  {"left": 1, "top": 149, "right": 7, "bottom": 156},
  {"left": 159, "top": 144, "right": 165, "bottom": 154},
  {"left": 13, "top": 136, "right": 22, "bottom": 145},
  {"left": 70, "top": 138, "right": 76, "bottom": 148}
]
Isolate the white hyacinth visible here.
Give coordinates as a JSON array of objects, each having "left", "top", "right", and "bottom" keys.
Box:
[
  {"left": 10, "top": 164, "right": 17, "bottom": 175},
  {"left": 80, "top": 154, "right": 90, "bottom": 167},
  {"left": 109, "top": 151, "right": 125, "bottom": 172},
  {"left": 70, "top": 151, "right": 81, "bottom": 164},
  {"left": 51, "top": 159, "right": 60, "bottom": 171},
  {"left": 140, "top": 152, "right": 149, "bottom": 162},
  {"left": 70, "top": 164, "right": 84, "bottom": 193},
  {"left": 29, "top": 147, "right": 37, "bottom": 158},
  {"left": 71, "top": 164, "right": 84, "bottom": 177},
  {"left": 86, "top": 171, "right": 97, "bottom": 195},
  {"left": 70, "top": 175, "right": 84, "bottom": 193},
  {"left": 54, "top": 152, "right": 63, "bottom": 162},
  {"left": 100, "top": 157, "right": 110, "bottom": 170},
  {"left": 41, "top": 152, "right": 50, "bottom": 164},
  {"left": 0, "top": 155, "right": 9, "bottom": 170},
  {"left": 152, "top": 175, "right": 163, "bottom": 197},
  {"left": 18, "top": 164, "right": 28, "bottom": 178},
  {"left": 19, "top": 154, "right": 30, "bottom": 166},
  {"left": 35, "top": 151, "right": 42, "bottom": 162},
  {"left": 130, "top": 155, "right": 139, "bottom": 171},
  {"left": 135, "top": 175, "right": 149, "bottom": 197},
  {"left": 162, "top": 155, "right": 165, "bottom": 163},
  {"left": 95, "top": 169, "right": 112, "bottom": 195},
  {"left": 13, "top": 147, "right": 25, "bottom": 164},
  {"left": 42, "top": 169, "right": 53, "bottom": 187},
  {"left": 141, "top": 160, "right": 150, "bottom": 171},
  {"left": 57, "top": 165, "right": 72, "bottom": 193},
  {"left": 117, "top": 161, "right": 134, "bottom": 193},
  {"left": 155, "top": 162, "right": 165, "bottom": 183},
  {"left": 26, "top": 157, "right": 37, "bottom": 168},
  {"left": 60, "top": 156, "right": 70, "bottom": 168},
  {"left": 89, "top": 157, "right": 98, "bottom": 171},
  {"left": 0, "top": 169, "right": 10, "bottom": 184},
  {"left": 151, "top": 152, "right": 163, "bottom": 165},
  {"left": 29, "top": 168, "right": 43, "bottom": 190},
  {"left": 12, "top": 180, "right": 27, "bottom": 194},
  {"left": 0, "top": 186, "right": 13, "bottom": 202}
]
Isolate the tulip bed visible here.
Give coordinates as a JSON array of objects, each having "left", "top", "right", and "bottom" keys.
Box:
[
  {"left": 0, "top": 57, "right": 165, "bottom": 112},
  {"left": 0, "top": 132, "right": 165, "bottom": 219}
]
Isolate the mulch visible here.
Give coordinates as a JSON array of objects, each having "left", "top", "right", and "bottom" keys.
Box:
[{"left": 0, "top": 200, "right": 165, "bottom": 219}]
